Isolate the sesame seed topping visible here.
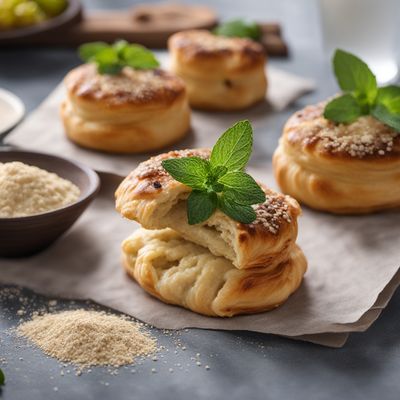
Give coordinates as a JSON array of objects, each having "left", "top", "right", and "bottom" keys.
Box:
[
  {"left": 250, "top": 194, "right": 292, "bottom": 235},
  {"left": 288, "top": 103, "right": 398, "bottom": 158},
  {"left": 135, "top": 149, "right": 211, "bottom": 179}
]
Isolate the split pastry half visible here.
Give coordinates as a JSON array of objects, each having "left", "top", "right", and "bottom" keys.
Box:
[
  {"left": 122, "top": 228, "right": 306, "bottom": 317},
  {"left": 60, "top": 64, "right": 191, "bottom": 153},
  {"left": 168, "top": 30, "right": 267, "bottom": 110},
  {"left": 116, "top": 149, "right": 301, "bottom": 270},
  {"left": 273, "top": 102, "right": 400, "bottom": 214}
]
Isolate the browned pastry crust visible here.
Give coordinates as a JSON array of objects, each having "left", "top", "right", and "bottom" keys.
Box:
[
  {"left": 115, "top": 149, "right": 301, "bottom": 270},
  {"left": 60, "top": 64, "right": 191, "bottom": 153},
  {"left": 168, "top": 30, "right": 267, "bottom": 110},
  {"left": 273, "top": 102, "right": 400, "bottom": 213},
  {"left": 122, "top": 228, "right": 307, "bottom": 317}
]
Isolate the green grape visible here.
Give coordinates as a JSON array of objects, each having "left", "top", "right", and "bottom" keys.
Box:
[
  {"left": 0, "top": 8, "right": 15, "bottom": 29},
  {"left": 35, "top": 0, "right": 67, "bottom": 17},
  {"left": 0, "top": 0, "right": 26, "bottom": 12},
  {"left": 3, "top": 0, "right": 25, "bottom": 10},
  {"left": 14, "top": 1, "right": 45, "bottom": 26}
]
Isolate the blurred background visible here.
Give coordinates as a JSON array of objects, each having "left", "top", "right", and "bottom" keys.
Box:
[{"left": 0, "top": 0, "right": 399, "bottom": 153}]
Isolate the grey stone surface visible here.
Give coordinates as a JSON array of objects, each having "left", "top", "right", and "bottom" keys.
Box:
[{"left": 0, "top": 1, "right": 399, "bottom": 399}]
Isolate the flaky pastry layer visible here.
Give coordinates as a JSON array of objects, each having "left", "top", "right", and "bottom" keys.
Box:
[{"left": 122, "top": 228, "right": 307, "bottom": 317}]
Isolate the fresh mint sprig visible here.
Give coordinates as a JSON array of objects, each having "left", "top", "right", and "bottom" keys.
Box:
[
  {"left": 78, "top": 40, "right": 159, "bottom": 75},
  {"left": 0, "top": 367, "right": 4, "bottom": 385},
  {"left": 213, "top": 19, "right": 261, "bottom": 41},
  {"left": 324, "top": 49, "right": 400, "bottom": 132},
  {"left": 162, "top": 121, "right": 266, "bottom": 225}
]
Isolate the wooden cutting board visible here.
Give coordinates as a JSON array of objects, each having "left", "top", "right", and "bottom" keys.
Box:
[{"left": 2, "top": 2, "right": 288, "bottom": 56}]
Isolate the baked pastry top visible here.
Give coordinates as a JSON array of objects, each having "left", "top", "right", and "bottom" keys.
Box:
[
  {"left": 273, "top": 102, "right": 400, "bottom": 213},
  {"left": 168, "top": 29, "right": 265, "bottom": 71},
  {"left": 64, "top": 63, "right": 187, "bottom": 109},
  {"left": 122, "top": 228, "right": 306, "bottom": 317},
  {"left": 60, "top": 64, "right": 191, "bottom": 154},
  {"left": 168, "top": 30, "right": 267, "bottom": 110},
  {"left": 115, "top": 149, "right": 301, "bottom": 270},
  {"left": 283, "top": 102, "right": 399, "bottom": 160}
]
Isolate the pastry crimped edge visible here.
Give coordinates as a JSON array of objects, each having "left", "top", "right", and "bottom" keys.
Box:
[
  {"left": 122, "top": 228, "right": 307, "bottom": 317},
  {"left": 115, "top": 148, "right": 302, "bottom": 270},
  {"left": 60, "top": 63, "right": 191, "bottom": 153},
  {"left": 168, "top": 30, "right": 267, "bottom": 110},
  {"left": 273, "top": 102, "right": 400, "bottom": 214}
]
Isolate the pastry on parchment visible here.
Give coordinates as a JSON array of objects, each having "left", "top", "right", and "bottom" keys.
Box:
[
  {"left": 168, "top": 30, "right": 267, "bottom": 111},
  {"left": 273, "top": 102, "right": 400, "bottom": 214},
  {"left": 115, "top": 148, "right": 307, "bottom": 317},
  {"left": 60, "top": 64, "right": 191, "bottom": 154},
  {"left": 122, "top": 228, "right": 306, "bottom": 317},
  {"left": 115, "top": 149, "right": 301, "bottom": 271}
]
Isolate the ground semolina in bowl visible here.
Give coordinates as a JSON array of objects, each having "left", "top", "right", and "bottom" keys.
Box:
[
  {"left": 0, "top": 149, "right": 100, "bottom": 257},
  {"left": 0, "top": 161, "right": 80, "bottom": 218}
]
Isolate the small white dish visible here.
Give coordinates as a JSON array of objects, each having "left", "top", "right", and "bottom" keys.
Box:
[{"left": 0, "top": 88, "right": 25, "bottom": 136}]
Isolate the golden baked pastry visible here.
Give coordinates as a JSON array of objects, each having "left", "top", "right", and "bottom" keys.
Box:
[
  {"left": 168, "top": 30, "right": 267, "bottom": 110},
  {"left": 115, "top": 149, "right": 301, "bottom": 270},
  {"left": 60, "top": 64, "right": 191, "bottom": 153},
  {"left": 122, "top": 228, "right": 307, "bottom": 317},
  {"left": 273, "top": 102, "right": 400, "bottom": 214}
]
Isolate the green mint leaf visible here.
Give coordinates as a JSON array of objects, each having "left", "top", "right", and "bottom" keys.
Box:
[
  {"left": 97, "top": 63, "right": 122, "bottom": 75},
  {"left": 113, "top": 40, "right": 129, "bottom": 56},
  {"left": 324, "top": 94, "right": 364, "bottom": 124},
  {"left": 210, "top": 120, "right": 253, "bottom": 172},
  {"left": 371, "top": 103, "right": 400, "bottom": 132},
  {"left": 209, "top": 165, "right": 228, "bottom": 181},
  {"left": 78, "top": 42, "right": 109, "bottom": 62},
  {"left": 376, "top": 85, "right": 400, "bottom": 113},
  {"left": 219, "top": 192, "right": 256, "bottom": 224},
  {"left": 78, "top": 41, "right": 159, "bottom": 75},
  {"left": 187, "top": 190, "right": 217, "bottom": 225},
  {"left": 121, "top": 44, "right": 160, "bottom": 69},
  {"left": 162, "top": 157, "right": 209, "bottom": 189},
  {"left": 218, "top": 171, "right": 265, "bottom": 205},
  {"left": 92, "top": 47, "right": 121, "bottom": 75},
  {"left": 333, "top": 49, "right": 377, "bottom": 103},
  {"left": 214, "top": 19, "right": 261, "bottom": 41},
  {"left": 0, "top": 367, "right": 4, "bottom": 385},
  {"left": 94, "top": 47, "right": 119, "bottom": 64}
]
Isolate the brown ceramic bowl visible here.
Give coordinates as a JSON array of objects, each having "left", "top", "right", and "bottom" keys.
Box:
[{"left": 0, "top": 149, "right": 100, "bottom": 257}]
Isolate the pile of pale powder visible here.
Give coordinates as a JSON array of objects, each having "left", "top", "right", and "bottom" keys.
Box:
[
  {"left": 17, "top": 310, "right": 157, "bottom": 368},
  {"left": 0, "top": 161, "right": 80, "bottom": 218}
]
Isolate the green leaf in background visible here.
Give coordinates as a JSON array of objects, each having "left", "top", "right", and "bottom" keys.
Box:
[
  {"left": 78, "top": 41, "right": 159, "bottom": 75},
  {"left": 333, "top": 49, "right": 377, "bottom": 103},
  {"left": 210, "top": 120, "right": 253, "bottom": 172},
  {"left": 218, "top": 192, "right": 257, "bottom": 224},
  {"left": 97, "top": 63, "right": 123, "bottom": 75},
  {"left": 376, "top": 85, "right": 400, "bottom": 114},
  {"left": 0, "top": 367, "right": 4, "bottom": 385},
  {"left": 187, "top": 190, "right": 217, "bottom": 225},
  {"left": 371, "top": 103, "right": 400, "bottom": 133},
  {"left": 162, "top": 157, "right": 209, "bottom": 189},
  {"left": 325, "top": 48, "right": 400, "bottom": 132},
  {"left": 78, "top": 42, "right": 109, "bottom": 62},
  {"left": 113, "top": 39, "right": 129, "bottom": 56},
  {"left": 122, "top": 45, "right": 160, "bottom": 69},
  {"left": 323, "top": 94, "right": 364, "bottom": 124},
  {"left": 218, "top": 171, "right": 265, "bottom": 205},
  {"left": 214, "top": 19, "right": 262, "bottom": 41}
]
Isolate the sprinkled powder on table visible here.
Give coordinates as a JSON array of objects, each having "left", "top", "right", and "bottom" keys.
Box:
[{"left": 17, "top": 310, "right": 157, "bottom": 368}]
